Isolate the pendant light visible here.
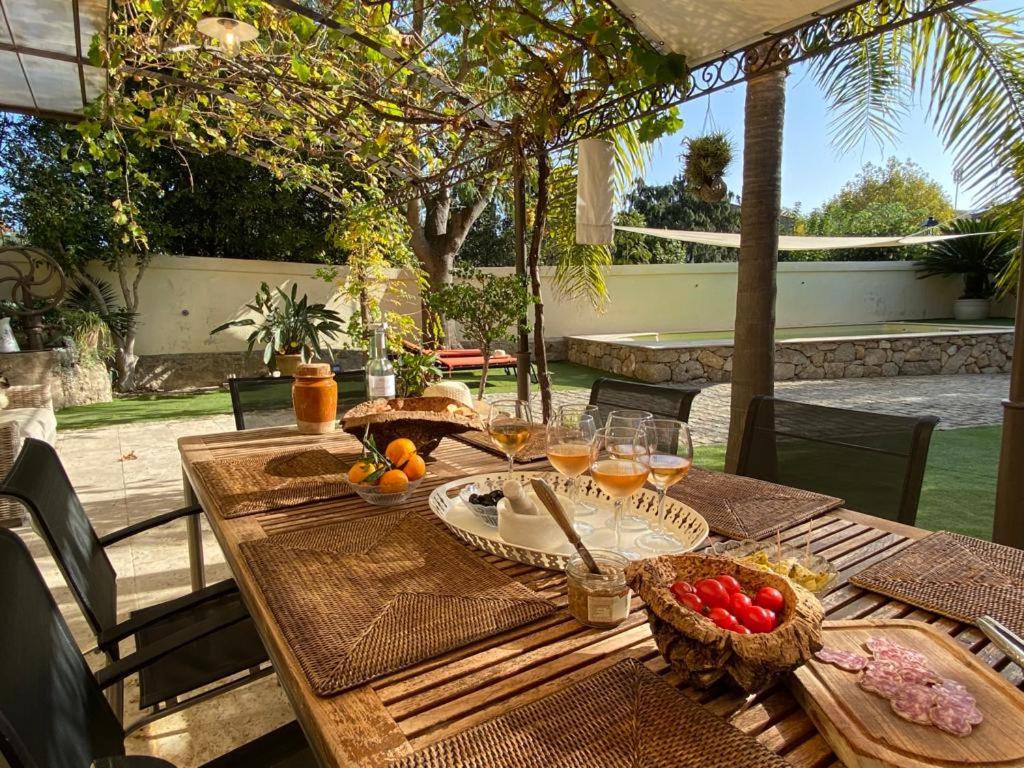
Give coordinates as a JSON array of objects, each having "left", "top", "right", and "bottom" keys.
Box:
[{"left": 196, "top": 10, "right": 258, "bottom": 58}]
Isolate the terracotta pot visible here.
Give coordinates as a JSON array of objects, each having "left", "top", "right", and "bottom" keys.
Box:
[
  {"left": 292, "top": 362, "right": 338, "bottom": 434},
  {"left": 275, "top": 353, "right": 303, "bottom": 377}
]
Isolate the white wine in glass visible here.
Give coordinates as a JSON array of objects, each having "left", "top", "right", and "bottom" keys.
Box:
[
  {"left": 591, "top": 426, "right": 650, "bottom": 555},
  {"left": 545, "top": 413, "right": 597, "bottom": 532},
  {"left": 637, "top": 419, "right": 693, "bottom": 552},
  {"left": 487, "top": 399, "right": 533, "bottom": 476}
]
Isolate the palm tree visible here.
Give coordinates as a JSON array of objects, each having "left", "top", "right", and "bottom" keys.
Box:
[
  {"left": 724, "top": 5, "right": 1024, "bottom": 473},
  {"left": 725, "top": 66, "right": 786, "bottom": 472}
]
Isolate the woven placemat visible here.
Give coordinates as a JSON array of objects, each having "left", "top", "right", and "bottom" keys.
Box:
[
  {"left": 240, "top": 510, "right": 555, "bottom": 696},
  {"left": 851, "top": 531, "right": 1024, "bottom": 637},
  {"left": 394, "top": 659, "right": 790, "bottom": 768},
  {"left": 452, "top": 425, "right": 549, "bottom": 464},
  {"left": 192, "top": 449, "right": 353, "bottom": 518},
  {"left": 666, "top": 467, "right": 844, "bottom": 540}
]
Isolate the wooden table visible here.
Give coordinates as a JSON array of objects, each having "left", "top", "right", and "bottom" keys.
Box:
[{"left": 180, "top": 426, "right": 1024, "bottom": 767}]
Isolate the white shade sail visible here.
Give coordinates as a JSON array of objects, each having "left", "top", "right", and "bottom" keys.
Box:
[
  {"left": 608, "top": 0, "right": 860, "bottom": 63},
  {"left": 0, "top": 0, "right": 107, "bottom": 118},
  {"left": 615, "top": 225, "right": 984, "bottom": 251}
]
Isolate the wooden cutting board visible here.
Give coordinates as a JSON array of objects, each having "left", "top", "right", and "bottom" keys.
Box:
[{"left": 789, "top": 619, "right": 1024, "bottom": 768}]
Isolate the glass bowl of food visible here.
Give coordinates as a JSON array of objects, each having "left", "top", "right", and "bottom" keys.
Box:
[
  {"left": 458, "top": 483, "right": 502, "bottom": 527},
  {"left": 709, "top": 539, "right": 838, "bottom": 594},
  {"left": 348, "top": 475, "right": 423, "bottom": 507}
]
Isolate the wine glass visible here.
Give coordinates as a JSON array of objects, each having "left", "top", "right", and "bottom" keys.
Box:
[
  {"left": 636, "top": 419, "right": 693, "bottom": 552},
  {"left": 590, "top": 426, "right": 650, "bottom": 555},
  {"left": 603, "top": 410, "right": 654, "bottom": 531},
  {"left": 605, "top": 409, "right": 653, "bottom": 430},
  {"left": 558, "top": 403, "right": 599, "bottom": 428},
  {"left": 487, "top": 399, "right": 533, "bottom": 476},
  {"left": 545, "top": 412, "right": 597, "bottom": 533}
]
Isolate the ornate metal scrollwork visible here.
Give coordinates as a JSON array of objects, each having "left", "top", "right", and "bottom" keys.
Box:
[{"left": 0, "top": 246, "right": 68, "bottom": 350}]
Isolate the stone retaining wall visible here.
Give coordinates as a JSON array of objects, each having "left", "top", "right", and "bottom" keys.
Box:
[
  {"left": 135, "top": 350, "right": 368, "bottom": 391},
  {"left": 567, "top": 332, "right": 1014, "bottom": 385},
  {"left": 0, "top": 350, "right": 112, "bottom": 409}
]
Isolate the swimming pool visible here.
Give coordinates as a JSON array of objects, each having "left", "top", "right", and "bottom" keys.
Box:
[{"left": 613, "top": 322, "right": 1011, "bottom": 346}]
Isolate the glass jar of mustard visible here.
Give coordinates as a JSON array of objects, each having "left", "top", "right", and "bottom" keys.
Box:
[
  {"left": 292, "top": 363, "right": 338, "bottom": 434},
  {"left": 566, "top": 550, "right": 631, "bottom": 629}
]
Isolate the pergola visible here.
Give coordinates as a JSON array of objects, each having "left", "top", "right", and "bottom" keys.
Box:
[{"left": 1, "top": 0, "right": 1020, "bottom": 547}]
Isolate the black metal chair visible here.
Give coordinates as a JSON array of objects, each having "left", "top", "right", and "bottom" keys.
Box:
[
  {"left": 736, "top": 396, "right": 939, "bottom": 525},
  {"left": 588, "top": 377, "right": 700, "bottom": 426},
  {"left": 0, "top": 438, "right": 271, "bottom": 731},
  {"left": 228, "top": 371, "right": 368, "bottom": 430},
  {"left": 0, "top": 529, "right": 314, "bottom": 768}
]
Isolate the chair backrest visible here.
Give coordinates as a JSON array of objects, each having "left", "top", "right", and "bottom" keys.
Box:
[
  {"left": 588, "top": 378, "right": 700, "bottom": 427},
  {"left": 736, "top": 396, "right": 939, "bottom": 525},
  {"left": 0, "top": 438, "right": 118, "bottom": 635},
  {"left": 0, "top": 530, "right": 124, "bottom": 768},
  {"left": 228, "top": 372, "right": 368, "bottom": 430}
]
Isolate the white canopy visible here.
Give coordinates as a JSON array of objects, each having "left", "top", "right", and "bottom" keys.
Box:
[
  {"left": 614, "top": 226, "right": 979, "bottom": 251},
  {"left": 0, "top": 0, "right": 107, "bottom": 117},
  {"left": 608, "top": 0, "right": 860, "bottom": 64}
]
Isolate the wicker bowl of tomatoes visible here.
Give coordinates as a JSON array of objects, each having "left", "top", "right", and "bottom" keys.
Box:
[{"left": 626, "top": 553, "right": 823, "bottom": 692}]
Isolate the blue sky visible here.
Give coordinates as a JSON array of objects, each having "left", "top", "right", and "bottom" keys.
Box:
[{"left": 641, "top": 0, "right": 1016, "bottom": 213}]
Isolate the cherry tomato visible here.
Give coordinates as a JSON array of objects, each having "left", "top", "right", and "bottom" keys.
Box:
[
  {"left": 670, "top": 580, "right": 696, "bottom": 601},
  {"left": 714, "top": 574, "right": 743, "bottom": 594},
  {"left": 754, "top": 586, "right": 785, "bottom": 613},
  {"left": 763, "top": 609, "right": 778, "bottom": 629},
  {"left": 733, "top": 624, "right": 752, "bottom": 635},
  {"left": 742, "top": 605, "right": 775, "bottom": 634},
  {"left": 730, "top": 592, "right": 753, "bottom": 615},
  {"left": 695, "top": 578, "right": 731, "bottom": 609},
  {"left": 707, "top": 607, "right": 735, "bottom": 630},
  {"left": 678, "top": 592, "right": 704, "bottom": 613}
]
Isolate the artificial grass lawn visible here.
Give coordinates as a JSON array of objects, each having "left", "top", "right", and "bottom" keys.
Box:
[
  {"left": 693, "top": 426, "right": 1001, "bottom": 540},
  {"left": 55, "top": 361, "right": 609, "bottom": 431}
]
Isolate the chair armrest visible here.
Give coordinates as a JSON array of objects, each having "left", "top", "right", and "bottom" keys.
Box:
[
  {"left": 94, "top": 756, "right": 178, "bottom": 768},
  {"left": 98, "top": 505, "right": 201, "bottom": 547},
  {"left": 95, "top": 602, "right": 249, "bottom": 689},
  {"left": 4, "top": 384, "right": 53, "bottom": 410},
  {"left": 98, "top": 578, "right": 238, "bottom": 646}
]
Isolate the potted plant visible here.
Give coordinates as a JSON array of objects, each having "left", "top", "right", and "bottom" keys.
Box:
[
  {"left": 683, "top": 133, "right": 734, "bottom": 203},
  {"left": 211, "top": 282, "right": 344, "bottom": 375},
  {"left": 395, "top": 350, "right": 442, "bottom": 397},
  {"left": 428, "top": 267, "right": 533, "bottom": 399},
  {"left": 916, "top": 215, "right": 1015, "bottom": 321}
]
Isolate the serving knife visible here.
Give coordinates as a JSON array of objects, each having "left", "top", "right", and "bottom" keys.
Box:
[
  {"left": 978, "top": 615, "right": 1024, "bottom": 669},
  {"left": 530, "top": 478, "right": 601, "bottom": 574}
]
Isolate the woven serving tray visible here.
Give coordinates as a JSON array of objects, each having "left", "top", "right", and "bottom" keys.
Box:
[
  {"left": 851, "top": 531, "right": 1024, "bottom": 637},
  {"left": 192, "top": 448, "right": 354, "bottom": 518},
  {"left": 394, "top": 659, "right": 790, "bottom": 768},
  {"left": 666, "top": 467, "right": 844, "bottom": 540},
  {"left": 452, "top": 425, "right": 549, "bottom": 464},
  {"left": 240, "top": 510, "right": 555, "bottom": 696}
]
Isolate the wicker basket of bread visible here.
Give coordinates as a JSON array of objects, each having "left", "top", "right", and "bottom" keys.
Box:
[
  {"left": 626, "top": 553, "right": 823, "bottom": 692},
  {"left": 341, "top": 397, "right": 482, "bottom": 457}
]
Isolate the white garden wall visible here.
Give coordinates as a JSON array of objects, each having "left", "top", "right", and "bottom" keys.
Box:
[{"left": 89, "top": 254, "right": 1014, "bottom": 357}]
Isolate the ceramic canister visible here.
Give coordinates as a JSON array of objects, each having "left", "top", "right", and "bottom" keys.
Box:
[{"left": 292, "top": 362, "right": 338, "bottom": 434}]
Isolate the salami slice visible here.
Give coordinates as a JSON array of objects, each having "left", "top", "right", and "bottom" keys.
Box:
[
  {"left": 891, "top": 684, "right": 936, "bottom": 724},
  {"left": 859, "top": 673, "right": 903, "bottom": 699},
  {"left": 930, "top": 703, "right": 974, "bottom": 737},
  {"left": 815, "top": 646, "right": 868, "bottom": 672},
  {"left": 896, "top": 664, "right": 942, "bottom": 686}
]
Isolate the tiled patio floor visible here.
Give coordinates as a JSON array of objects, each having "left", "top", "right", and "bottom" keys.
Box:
[{"left": 17, "top": 373, "right": 1009, "bottom": 765}]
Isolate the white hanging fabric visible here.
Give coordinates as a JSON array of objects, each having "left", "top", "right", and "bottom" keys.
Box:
[
  {"left": 576, "top": 138, "right": 616, "bottom": 246},
  {"left": 613, "top": 225, "right": 986, "bottom": 251}
]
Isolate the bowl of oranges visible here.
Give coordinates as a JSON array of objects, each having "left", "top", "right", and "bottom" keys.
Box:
[{"left": 345, "top": 436, "right": 427, "bottom": 507}]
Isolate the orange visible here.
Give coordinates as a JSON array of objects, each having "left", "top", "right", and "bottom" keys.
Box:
[
  {"left": 385, "top": 437, "right": 417, "bottom": 468},
  {"left": 378, "top": 469, "right": 410, "bottom": 494},
  {"left": 347, "top": 460, "right": 377, "bottom": 485},
  {"left": 401, "top": 453, "right": 426, "bottom": 482}
]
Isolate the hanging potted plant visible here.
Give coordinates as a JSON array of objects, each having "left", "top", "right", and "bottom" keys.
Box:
[
  {"left": 916, "top": 215, "right": 1015, "bottom": 321},
  {"left": 211, "top": 282, "right": 344, "bottom": 375},
  {"left": 683, "top": 133, "right": 734, "bottom": 203}
]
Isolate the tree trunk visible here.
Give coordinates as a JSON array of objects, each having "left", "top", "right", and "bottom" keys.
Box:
[
  {"left": 113, "top": 254, "right": 146, "bottom": 392},
  {"left": 407, "top": 181, "right": 496, "bottom": 347},
  {"left": 725, "top": 67, "right": 787, "bottom": 472},
  {"left": 529, "top": 148, "right": 553, "bottom": 423}
]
